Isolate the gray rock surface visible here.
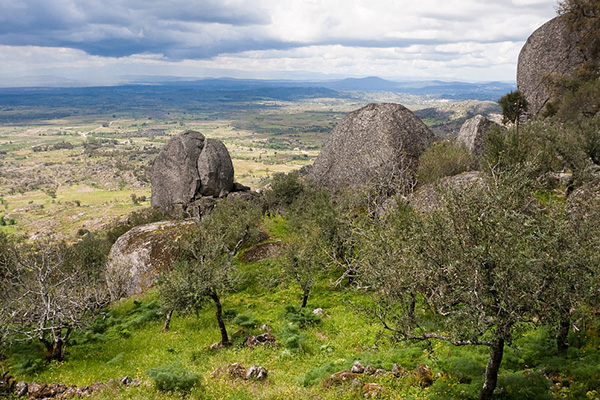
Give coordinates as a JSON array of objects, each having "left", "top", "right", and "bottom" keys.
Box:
[
  {"left": 310, "top": 103, "right": 435, "bottom": 190},
  {"left": 517, "top": 16, "right": 589, "bottom": 116},
  {"left": 197, "top": 139, "right": 235, "bottom": 197},
  {"left": 105, "top": 220, "right": 196, "bottom": 300},
  {"left": 151, "top": 130, "right": 236, "bottom": 213},
  {"left": 409, "top": 171, "right": 483, "bottom": 212},
  {"left": 456, "top": 115, "right": 504, "bottom": 156}
]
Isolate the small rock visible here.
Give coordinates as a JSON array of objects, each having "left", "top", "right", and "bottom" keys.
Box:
[
  {"left": 90, "top": 381, "right": 108, "bottom": 393},
  {"left": 246, "top": 365, "right": 268, "bottom": 381},
  {"left": 363, "top": 382, "right": 382, "bottom": 398},
  {"left": 351, "top": 361, "right": 365, "bottom": 374},
  {"left": 244, "top": 335, "right": 259, "bottom": 348},
  {"left": 58, "top": 385, "right": 79, "bottom": 399},
  {"left": 210, "top": 368, "right": 225, "bottom": 379},
  {"left": 313, "top": 308, "right": 326, "bottom": 317},
  {"left": 227, "top": 363, "right": 247, "bottom": 380},
  {"left": 27, "top": 382, "right": 47, "bottom": 398},
  {"left": 129, "top": 378, "right": 141, "bottom": 387},
  {"left": 256, "top": 332, "right": 277, "bottom": 345},
  {"left": 14, "top": 381, "right": 27, "bottom": 397},
  {"left": 120, "top": 376, "right": 132, "bottom": 386},
  {"left": 209, "top": 341, "right": 224, "bottom": 350},
  {"left": 392, "top": 363, "right": 406, "bottom": 377},
  {"left": 260, "top": 324, "right": 272, "bottom": 332},
  {"left": 330, "top": 370, "right": 360, "bottom": 384},
  {"left": 351, "top": 378, "right": 363, "bottom": 388},
  {"left": 416, "top": 363, "right": 434, "bottom": 387},
  {"left": 372, "top": 368, "right": 387, "bottom": 377},
  {"left": 364, "top": 365, "right": 377, "bottom": 375}
]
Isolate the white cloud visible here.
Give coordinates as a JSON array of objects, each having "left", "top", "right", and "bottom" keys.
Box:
[{"left": 0, "top": 0, "right": 559, "bottom": 85}]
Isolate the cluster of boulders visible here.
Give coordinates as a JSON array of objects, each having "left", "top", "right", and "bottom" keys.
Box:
[
  {"left": 327, "top": 361, "right": 433, "bottom": 397},
  {"left": 150, "top": 130, "right": 250, "bottom": 215},
  {"left": 8, "top": 376, "right": 140, "bottom": 399},
  {"left": 210, "top": 363, "right": 269, "bottom": 382},
  {"left": 243, "top": 332, "right": 278, "bottom": 348}
]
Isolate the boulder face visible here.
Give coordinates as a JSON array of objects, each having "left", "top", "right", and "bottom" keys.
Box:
[
  {"left": 409, "top": 171, "right": 483, "bottom": 212},
  {"left": 310, "top": 103, "right": 435, "bottom": 189},
  {"left": 456, "top": 115, "right": 504, "bottom": 156},
  {"left": 517, "top": 16, "right": 589, "bottom": 116},
  {"left": 105, "top": 220, "right": 196, "bottom": 300},
  {"left": 151, "top": 131, "right": 235, "bottom": 213},
  {"left": 197, "top": 139, "right": 235, "bottom": 197}
]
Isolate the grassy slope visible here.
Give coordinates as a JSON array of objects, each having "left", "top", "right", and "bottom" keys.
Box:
[{"left": 7, "top": 215, "right": 600, "bottom": 399}]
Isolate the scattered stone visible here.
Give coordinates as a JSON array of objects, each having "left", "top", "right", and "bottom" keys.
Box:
[
  {"left": 120, "top": 376, "right": 132, "bottom": 386},
  {"left": 210, "top": 367, "right": 225, "bottom": 379},
  {"left": 362, "top": 382, "right": 382, "bottom": 398},
  {"left": 27, "top": 382, "right": 47, "bottom": 398},
  {"left": 351, "top": 361, "right": 365, "bottom": 374},
  {"left": 260, "top": 324, "right": 272, "bottom": 332},
  {"left": 227, "top": 363, "right": 247, "bottom": 380},
  {"left": 372, "top": 368, "right": 387, "bottom": 377},
  {"left": 416, "top": 363, "right": 434, "bottom": 387},
  {"left": 89, "top": 382, "right": 107, "bottom": 393},
  {"left": 210, "top": 341, "right": 225, "bottom": 350},
  {"left": 246, "top": 365, "right": 268, "bottom": 381},
  {"left": 330, "top": 370, "right": 361, "bottom": 384},
  {"left": 364, "top": 365, "right": 377, "bottom": 375},
  {"left": 312, "top": 308, "right": 326, "bottom": 317},
  {"left": 244, "top": 335, "right": 258, "bottom": 348},
  {"left": 256, "top": 332, "right": 277, "bottom": 345},
  {"left": 106, "top": 378, "right": 120, "bottom": 390},
  {"left": 58, "top": 385, "right": 79, "bottom": 399},
  {"left": 392, "top": 363, "right": 407, "bottom": 378},
  {"left": 14, "top": 381, "right": 27, "bottom": 397},
  {"left": 310, "top": 103, "right": 435, "bottom": 190},
  {"left": 456, "top": 115, "right": 504, "bottom": 156},
  {"left": 129, "top": 378, "right": 142, "bottom": 387}
]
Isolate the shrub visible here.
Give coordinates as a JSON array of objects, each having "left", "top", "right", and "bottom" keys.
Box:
[
  {"left": 233, "top": 313, "right": 261, "bottom": 328},
  {"left": 279, "top": 324, "right": 307, "bottom": 352},
  {"left": 302, "top": 362, "right": 339, "bottom": 387},
  {"left": 147, "top": 361, "right": 200, "bottom": 392},
  {"left": 264, "top": 171, "right": 305, "bottom": 212},
  {"left": 417, "top": 140, "right": 475, "bottom": 185},
  {"left": 495, "top": 371, "right": 553, "bottom": 400},
  {"left": 282, "top": 305, "right": 321, "bottom": 328}
]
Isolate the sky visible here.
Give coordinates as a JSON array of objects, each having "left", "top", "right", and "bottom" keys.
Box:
[{"left": 0, "top": 0, "right": 559, "bottom": 87}]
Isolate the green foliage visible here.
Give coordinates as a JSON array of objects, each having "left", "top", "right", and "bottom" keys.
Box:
[
  {"left": 497, "top": 90, "right": 528, "bottom": 124},
  {"left": 282, "top": 305, "right": 321, "bottom": 328},
  {"left": 5, "top": 342, "right": 47, "bottom": 375},
  {"left": 279, "top": 324, "right": 307, "bottom": 352},
  {"left": 147, "top": 361, "right": 200, "bottom": 392},
  {"left": 417, "top": 140, "right": 475, "bottom": 184},
  {"left": 233, "top": 313, "right": 261, "bottom": 328},
  {"left": 495, "top": 371, "right": 554, "bottom": 400},
  {"left": 301, "top": 362, "right": 339, "bottom": 387},
  {"left": 264, "top": 170, "right": 305, "bottom": 212}
]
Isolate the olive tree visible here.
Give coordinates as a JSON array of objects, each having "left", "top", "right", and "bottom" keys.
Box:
[
  {"left": 361, "top": 168, "right": 587, "bottom": 400},
  {"left": 158, "top": 197, "right": 262, "bottom": 345},
  {"left": 0, "top": 235, "right": 108, "bottom": 361}
]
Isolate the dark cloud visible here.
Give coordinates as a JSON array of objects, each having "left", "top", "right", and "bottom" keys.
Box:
[{"left": 0, "top": 0, "right": 273, "bottom": 58}]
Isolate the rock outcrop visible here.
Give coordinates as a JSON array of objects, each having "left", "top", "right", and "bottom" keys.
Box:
[
  {"left": 105, "top": 220, "right": 196, "bottom": 300},
  {"left": 310, "top": 103, "right": 435, "bottom": 190},
  {"left": 151, "top": 131, "right": 236, "bottom": 214},
  {"left": 456, "top": 115, "right": 504, "bottom": 156},
  {"left": 517, "top": 16, "right": 590, "bottom": 116},
  {"left": 409, "top": 171, "right": 483, "bottom": 212}
]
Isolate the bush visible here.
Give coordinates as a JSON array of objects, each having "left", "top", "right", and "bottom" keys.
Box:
[
  {"left": 264, "top": 171, "right": 305, "bottom": 212},
  {"left": 417, "top": 141, "right": 475, "bottom": 185},
  {"left": 282, "top": 305, "right": 321, "bottom": 328},
  {"left": 495, "top": 371, "right": 553, "bottom": 400},
  {"left": 233, "top": 313, "right": 261, "bottom": 328},
  {"left": 147, "top": 361, "right": 200, "bottom": 392},
  {"left": 279, "top": 324, "right": 307, "bottom": 352},
  {"left": 302, "top": 362, "right": 339, "bottom": 387}
]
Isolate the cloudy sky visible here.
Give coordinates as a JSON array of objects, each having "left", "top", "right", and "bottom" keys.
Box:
[{"left": 0, "top": 0, "right": 558, "bottom": 86}]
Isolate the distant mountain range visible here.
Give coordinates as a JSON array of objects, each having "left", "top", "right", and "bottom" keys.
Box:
[{"left": 121, "top": 76, "right": 516, "bottom": 101}]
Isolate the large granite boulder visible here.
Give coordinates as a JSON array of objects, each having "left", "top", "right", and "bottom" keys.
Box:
[
  {"left": 310, "top": 103, "right": 435, "bottom": 190},
  {"left": 456, "top": 115, "right": 504, "bottom": 156},
  {"left": 151, "top": 131, "right": 235, "bottom": 213},
  {"left": 105, "top": 220, "right": 196, "bottom": 300},
  {"left": 517, "top": 16, "right": 591, "bottom": 116}
]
